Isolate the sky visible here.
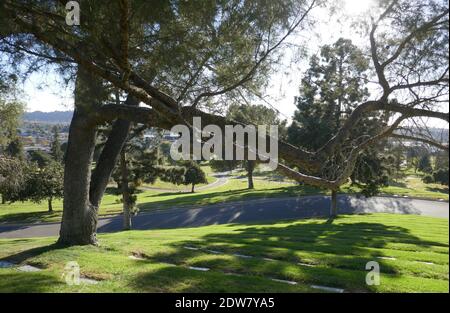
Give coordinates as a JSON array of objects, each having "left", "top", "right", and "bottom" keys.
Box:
[{"left": 19, "top": 0, "right": 448, "bottom": 128}]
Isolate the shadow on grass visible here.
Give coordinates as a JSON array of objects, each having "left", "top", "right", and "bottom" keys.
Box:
[
  {"left": 0, "top": 211, "right": 61, "bottom": 224},
  {"left": 0, "top": 271, "right": 64, "bottom": 292},
  {"left": 132, "top": 218, "right": 445, "bottom": 292},
  {"left": 426, "top": 186, "right": 449, "bottom": 194},
  {"left": 138, "top": 185, "right": 323, "bottom": 211},
  {"left": 0, "top": 243, "right": 65, "bottom": 264},
  {"left": 105, "top": 186, "right": 144, "bottom": 195}
]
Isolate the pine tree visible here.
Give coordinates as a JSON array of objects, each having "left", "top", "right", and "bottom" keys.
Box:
[
  {"left": 50, "top": 126, "right": 64, "bottom": 162},
  {"left": 418, "top": 154, "right": 433, "bottom": 174},
  {"left": 287, "top": 38, "right": 389, "bottom": 215}
]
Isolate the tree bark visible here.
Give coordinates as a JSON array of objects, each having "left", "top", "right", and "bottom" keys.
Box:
[
  {"left": 1, "top": 194, "right": 5, "bottom": 204},
  {"left": 48, "top": 197, "right": 53, "bottom": 212},
  {"left": 58, "top": 68, "right": 105, "bottom": 246},
  {"left": 191, "top": 183, "right": 195, "bottom": 193},
  {"left": 247, "top": 160, "right": 255, "bottom": 189},
  {"left": 120, "top": 150, "right": 132, "bottom": 230},
  {"left": 58, "top": 109, "right": 98, "bottom": 245},
  {"left": 89, "top": 95, "right": 138, "bottom": 207},
  {"left": 330, "top": 189, "right": 338, "bottom": 217}
]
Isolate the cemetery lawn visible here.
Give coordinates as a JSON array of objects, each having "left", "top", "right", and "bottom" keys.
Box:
[{"left": 0, "top": 213, "right": 448, "bottom": 293}]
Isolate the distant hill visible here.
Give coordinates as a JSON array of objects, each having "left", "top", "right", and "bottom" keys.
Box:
[
  {"left": 397, "top": 127, "right": 449, "bottom": 143},
  {"left": 22, "top": 111, "right": 73, "bottom": 124}
]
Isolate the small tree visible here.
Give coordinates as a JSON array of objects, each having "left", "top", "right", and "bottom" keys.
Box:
[
  {"left": 227, "top": 103, "right": 287, "bottom": 189},
  {"left": 159, "top": 166, "right": 186, "bottom": 185},
  {"left": 434, "top": 151, "right": 449, "bottom": 170},
  {"left": 50, "top": 126, "right": 64, "bottom": 162},
  {"left": 422, "top": 175, "right": 434, "bottom": 184},
  {"left": 418, "top": 154, "right": 433, "bottom": 174},
  {"left": 0, "top": 100, "right": 24, "bottom": 149},
  {"left": 209, "top": 159, "right": 241, "bottom": 174},
  {"left": 24, "top": 161, "right": 64, "bottom": 212},
  {"left": 184, "top": 162, "right": 207, "bottom": 193},
  {"left": 112, "top": 148, "right": 162, "bottom": 230},
  {"left": 0, "top": 156, "right": 25, "bottom": 204},
  {"left": 28, "top": 150, "right": 53, "bottom": 168},
  {"left": 6, "top": 136, "right": 24, "bottom": 160},
  {"left": 433, "top": 168, "right": 449, "bottom": 186}
]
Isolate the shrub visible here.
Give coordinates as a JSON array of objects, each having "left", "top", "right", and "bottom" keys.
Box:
[
  {"left": 433, "top": 168, "right": 449, "bottom": 186},
  {"left": 422, "top": 174, "right": 434, "bottom": 184}
]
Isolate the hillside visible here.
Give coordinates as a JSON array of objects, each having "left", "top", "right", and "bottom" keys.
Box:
[{"left": 22, "top": 111, "right": 73, "bottom": 124}]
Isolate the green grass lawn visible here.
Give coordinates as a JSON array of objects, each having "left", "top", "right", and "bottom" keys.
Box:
[
  {"left": 236, "top": 167, "right": 448, "bottom": 200},
  {"left": 0, "top": 213, "right": 448, "bottom": 292},
  {"left": 382, "top": 175, "right": 449, "bottom": 200}
]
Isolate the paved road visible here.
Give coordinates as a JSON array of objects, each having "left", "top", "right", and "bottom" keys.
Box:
[{"left": 0, "top": 195, "right": 447, "bottom": 239}]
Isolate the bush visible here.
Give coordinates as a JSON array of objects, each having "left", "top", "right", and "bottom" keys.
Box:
[
  {"left": 433, "top": 168, "right": 449, "bottom": 186},
  {"left": 422, "top": 175, "right": 434, "bottom": 184},
  {"left": 418, "top": 155, "right": 433, "bottom": 174}
]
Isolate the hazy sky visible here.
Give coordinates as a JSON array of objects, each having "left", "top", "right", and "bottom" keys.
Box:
[{"left": 19, "top": 0, "right": 448, "bottom": 128}]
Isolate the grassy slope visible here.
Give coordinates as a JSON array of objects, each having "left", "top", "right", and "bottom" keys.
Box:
[{"left": 0, "top": 214, "right": 448, "bottom": 292}]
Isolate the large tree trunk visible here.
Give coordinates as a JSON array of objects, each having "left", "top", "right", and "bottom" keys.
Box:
[
  {"left": 58, "top": 69, "right": 136, "bottom": 245},
  {"left": 191, "top": 183, "right": 195, "bottom": 193},
  {"left": 58, "top": 108, "right": 98, "bottom": 245},
  {"left": 330, "top": 189, "right": 338, "bottom": 217},
  {"left": 247, "top": 160, "right": 255, "bottom": 189},
  {"left": 120, "top": 150, "right": 132, "bottom": 230},
  {"left": 57, "top": 68, "right": 105, "bottom": 246},
  {"left": 89, "top": 95, "right": 138, "bottom": 207},
  {"left": 1, "top": 194, "right": 5, "bottom": 204}
]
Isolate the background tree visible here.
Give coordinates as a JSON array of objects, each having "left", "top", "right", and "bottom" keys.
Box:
[
  {"left": 159, "top": 166, "right": 187, "bottom": 186},
  {"left": 227, "top": 103, "right": 287, "bottom": 189},
  {"left": 287, "top": 38, "right": 392, "bottom": 214},
  {"left": 23, "top": 161, "right": 64, "bottom": 212},
  {"left": 184, "top": 161, "right": 208, "bottom": 193},
  {"left": 0, "top": 101, "right": 23, "bottom": 152},
  {"left": 434, "top": 150, "right": 449, "bottom": 170},
  {"left": 288, "top": 38, "right": 370, "bottom": 149},
  {"left": 209, "top": 159, "right": 241, "bottom": 174},
  {"left": 50, "top": 126, "right": 64, "bottom": 162},
  {"left": 112, "top": 144, "right": 162, "bottom": 230},
  {"left": 406, "top": 146, "right": 429, "bottom": 172},
  {"left": 6, "top": 136, "right": 24, "bottom": 160},
  {"left": 0, "top": 156, "right": 25, "bottom": 204},
  {"left": 28, "top": 150, "right": 53, "bottom": 168},
  {"left": 418, "top": 154, "right": 433, "bottom": 174},
  {"left": 433, "top": 168, "right": 449, "bottom": 186}
]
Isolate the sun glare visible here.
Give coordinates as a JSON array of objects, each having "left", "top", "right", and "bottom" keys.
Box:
[{"left": 344, "top": 0, "right": 374, "bottom": 15}]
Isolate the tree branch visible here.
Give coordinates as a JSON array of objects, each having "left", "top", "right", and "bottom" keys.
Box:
[
  {"left": 191, "top": 0, "right": 317, "bottom": 107},
  {"left": 390, "top": 133, "right": 449, "bottom": 151}
]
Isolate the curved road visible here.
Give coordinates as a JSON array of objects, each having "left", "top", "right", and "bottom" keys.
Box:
[{"left": 0, "top": 195, "right": 447, "bottom": 238}]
